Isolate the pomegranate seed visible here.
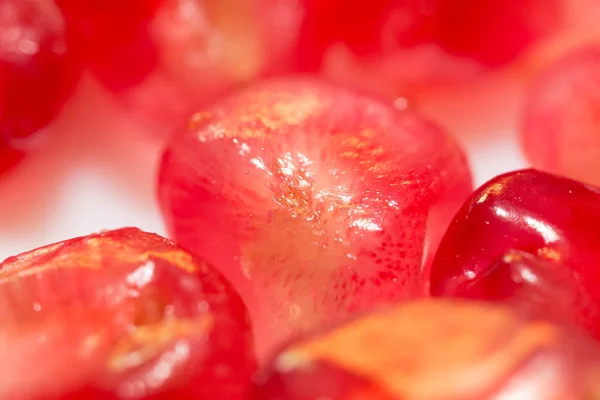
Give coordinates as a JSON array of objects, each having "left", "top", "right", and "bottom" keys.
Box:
[
  {"left": 158, "top": 77, "right": 472, "bottom": 359},
  {"left": 522, "top": 46, "right": 600, "bottom": 187},
  {"left": 0, "top": 228, "right": 255, "bottom": 399},
  {"left": 253, "top": 299, "right": 600, "bottom": 399},
  {"left": 430, "top": 169, "right": 600, "bottom": 339},
  {"left": 296, "top": 0, "right": 560, "bottom": 97},
  {"left": 0, "top": 0, "right": 80, "bottom": 162},
  {"left": 55, "top": 0, "right": 162, "bottom": 92},
  {"left": 58, "top": 0, "right": 302, "bottom": 125}
]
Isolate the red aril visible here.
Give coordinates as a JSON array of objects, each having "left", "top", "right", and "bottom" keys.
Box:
[
  {"left": 430, "top": 169, "right": 600, "bottom": 339},
  {"left": 158, "top": 77, "right": 472, "bottom": 360},
  {"left": 0, "top": 0, "right": 80, "bottom": 171},
  {"left": 296, "top": 0, "right": 560, "bottom": 97},
  {"left": 521, "top": 46, "right": 600, "bottom": 187},
  {"left": 55, "top": 0, "right": 162, "bottom": 92},
  {"left": 0, "top": 228, "right": 255, "bottom": 399},
  {"left": 57, "top": 0, "right": 303, "bottom": 126},
  {"left": 253, "top": 299, "right": 600, "bottom": 399}
]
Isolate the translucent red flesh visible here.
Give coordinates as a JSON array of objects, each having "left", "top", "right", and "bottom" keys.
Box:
[
  {"left": 430, "top": 169, "right": 600, "bottom": 339},
  {"left": 157, "top": 77, "right": 472, "bottom": 359},
  {"left": 0, "top": 228, "right": 255, "bottom": 399}
]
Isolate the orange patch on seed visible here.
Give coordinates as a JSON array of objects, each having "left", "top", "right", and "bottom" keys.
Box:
[{"left": 278, "top": 300, "right": 561, "bottom": 400}]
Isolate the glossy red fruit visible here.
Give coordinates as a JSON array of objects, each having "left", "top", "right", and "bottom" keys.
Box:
[
  {"left": 158, "top": 78, "right": 472, "bottom": 359},
  {"left": 58, "top": 0, "right": 302, "bottom": 125},
  {"left": 253, "top": 299, "right": 600, "bottom": 399},
  {"left": 297, "top": 0, "right": 560, "bottom": 97},
  {"left": 0, "top": 0, "right": 79, "bottom": 167},
  {"left": 0, "top": 228, "right": 255, "bottom": 399},
  {"left": 430, "top": 169, "right": 600, "bottom": 339},
  {"left": 521, "top": 46, "right": 600, "bottom": 187}
]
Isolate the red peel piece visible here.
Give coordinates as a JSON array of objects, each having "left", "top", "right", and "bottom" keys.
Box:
[
  {"left": 158, "top": 77, "right": 472, "bottom": 359},
  {"left": 431, "top": 169, "right": 600, "bottom": 339},
  {"left": 0, "top": 228, "right": 255, "bottom": 399}
]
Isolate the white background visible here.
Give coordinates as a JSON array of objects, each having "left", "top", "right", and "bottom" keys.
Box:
[{"left": 0, "top": 73, "right": 528, "bottom": 260}]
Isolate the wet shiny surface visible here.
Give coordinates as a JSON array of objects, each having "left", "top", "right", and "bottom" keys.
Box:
[
  {"left": 0, "top": 228, "right": 254, "bottom": 399},
  {"left": 253, "top": 299, "right": 600, "bottom": 399},
  {"left": 158, "top": 77, "right": 472, "bottom": 360},
  {"left": 431, "top": 169, "right": 600, "bottom": 338}
]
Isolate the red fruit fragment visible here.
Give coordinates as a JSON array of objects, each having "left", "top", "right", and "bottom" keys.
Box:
[
  {"left": 0, "top": 228, "right": 255, "bottom": 399},
  {"left": 0, "top": 0, "right": 79, "bottom": 162},
  {"left": 297, "top": 0, "right": 559, "bottom": 97},
  {"left": 158, "top": 78, "right": 472, "bottom": 359},
  {"left": 521, "top": 46, "right": 600, "bottom": 187},
  {"left": 253, "top": 299, "right": 600, "bottom": 399},
  {"left": 58, "top": 0, "right": 303, "bottom": 124},
  {"left": 430, "top": 169, "right": 600, "bottom": 338}
]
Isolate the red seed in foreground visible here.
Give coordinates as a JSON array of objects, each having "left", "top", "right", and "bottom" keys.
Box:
[
  {"left": 0, "top": 228, "right": 255, "bottom": 399},
  {"left": 253, "top": 299, "right": 600, "bottom": 399},
  {"left": 521, "top": 46, "right": 600, "bottom": 187},
  {"left": 430, "top": 169, "right": 600, "bottom": 339},
  {"left": 158, "top": 77, "right": 472, "bottom": 359}
]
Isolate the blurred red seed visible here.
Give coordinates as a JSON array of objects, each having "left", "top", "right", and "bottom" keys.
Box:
[
  {"left": 521, "top": 46, "right": 600, "bottom": 186},
  {"left": 57, "top": 0, "right": 303, "bottom": 127},
  {"left": 296, "top": 0, "right": 560, "bottom": 97},
  {"left": 0, "top": 0, "right": 80, "bottom": 170},
  {"left": 55, "top": 0, "right": 162, "bottom": 92}
]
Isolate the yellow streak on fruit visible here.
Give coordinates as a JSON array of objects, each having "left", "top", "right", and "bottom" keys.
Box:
[
  {"left": 278, "top": 300, "right": 560, "bottom": 400},
  {"left": 0, "top": 234, "right": 199, "bottom": 279},
  {"left": 235, "top": 90, "right": 328, "bottom": 132},
  {"left": 475, "top": 179, "right": 510, "bottom": 204},
  {"left": 188, "top": 111, "right": 214, "bottom": 131},
  {"left": 108, "top": 315, "right": 214, "bottom": 372},
  {"left": 193, "top": 87, "right": 329, "bottom": 142},
  {"left": 537, "top": 247, "right": 562, "bottom": 262}
]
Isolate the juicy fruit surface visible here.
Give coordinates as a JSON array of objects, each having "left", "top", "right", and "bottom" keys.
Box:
[
  {"left": 0, "top": 0, "right": 79, "bottom": 163},
  {"left": 58, "top": 0, "right": 303, "bottom": 124},
  {"left": 297, "top": 0, "right": 559, "bottom": 96},
  {"left": 0, "top": 228, "right": 254, "bottom": 399},
  {"left": 522, "top": 46, "right": 600, "bottom": 186},
  {"left": 158, "top": 77, "right": 472, "bottom": 359},
  {"left": 430, "top": 169, "right": 600, "bottom": 339},
  {"left": 253, "top": 299, "right": 600, "bottom": 399}
]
